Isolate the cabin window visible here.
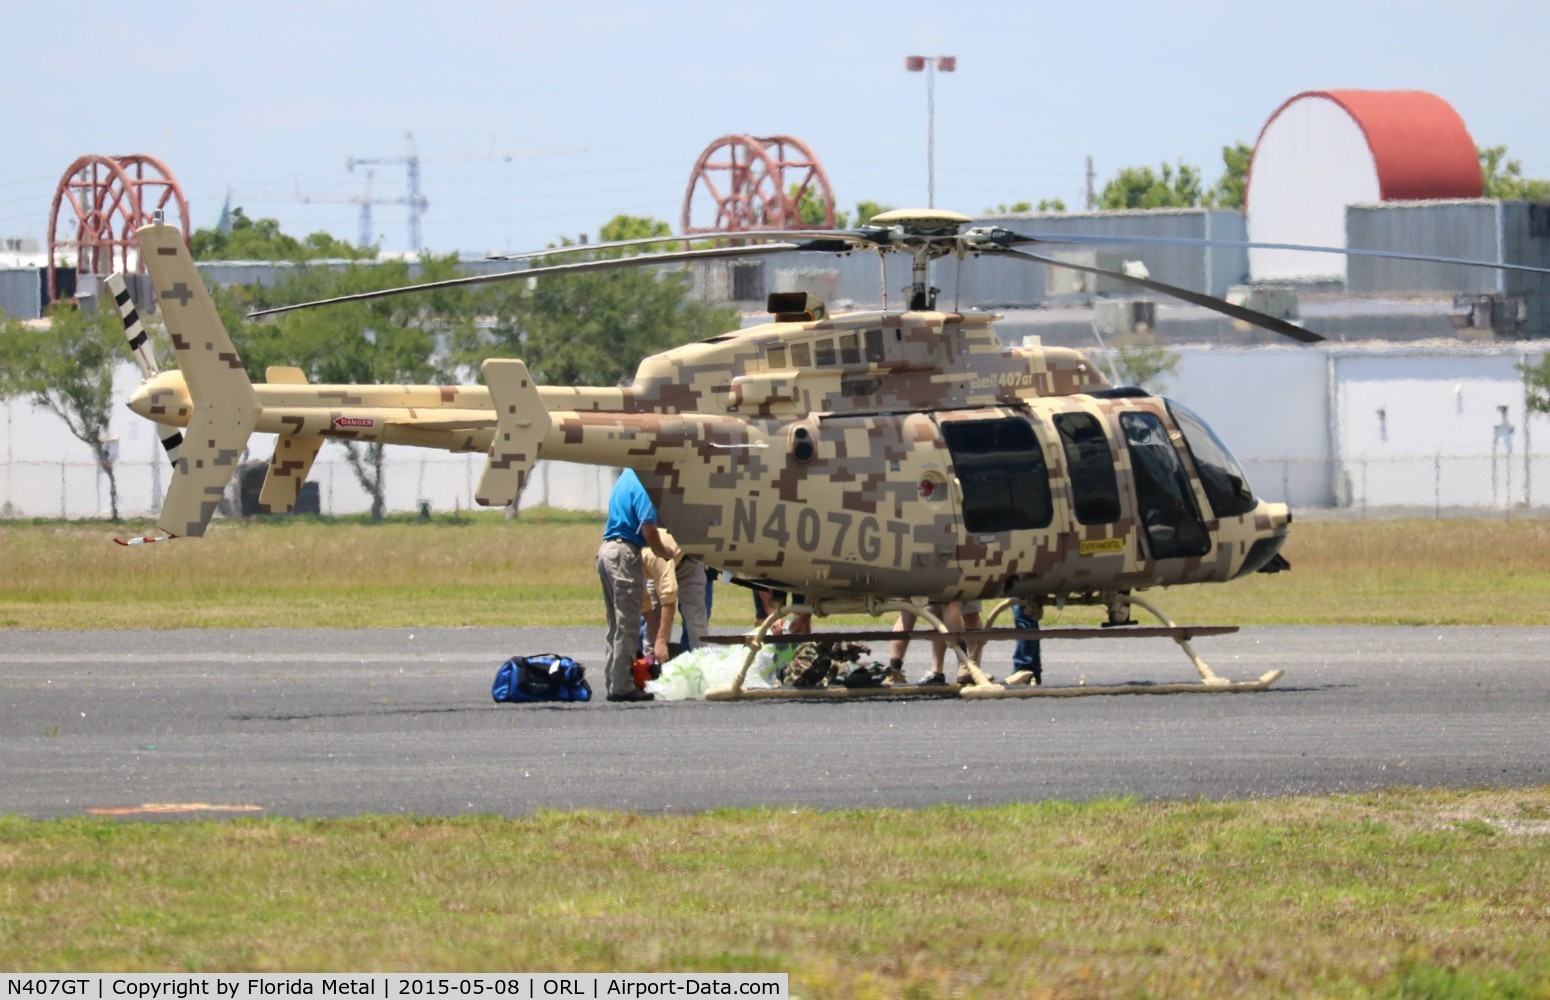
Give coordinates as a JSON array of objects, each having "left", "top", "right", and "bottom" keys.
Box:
[
  {"left": 815, "top": 338, "right": 836, "bottom": 367},
  {"left": 1166, "top": 400, "right": 1257, "bottom": 519},
  {"left": 791, "top": 342, "right": 812, "bottom": 368},
  {"left": 941, "top": 417, "right": 1053, "bottom": 533},
  {"left": 840, "top": 333, "right": 861, "bottom": 365},
  {"left": 766, "top": 345, "right": 788, "bottom": 370},
  {"left": 1120, "top": 412, "right": 1210, "bottom": 559},
  {"left": 864, "top": 329, "right": 885, "bottom": 363},
  {"left": 1053, "top": 412, "right": 1121, "bottom": 524}
]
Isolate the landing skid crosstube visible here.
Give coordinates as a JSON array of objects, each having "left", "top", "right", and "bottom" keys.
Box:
[{"left": 699, "top": 596, "right": 1283, "bottom": 701}]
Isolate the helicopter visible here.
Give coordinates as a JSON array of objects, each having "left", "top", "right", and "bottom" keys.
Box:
[{"left": 110, "top": 209, "right": 1550, "bottom": 699}]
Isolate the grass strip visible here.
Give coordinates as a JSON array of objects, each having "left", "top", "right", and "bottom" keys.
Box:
[
  {"left": 6, "top": 516, "right": 1550, "bottom": 629},
  {"left": 2, "top": 788, "right": 1548, "bottom": 996}
]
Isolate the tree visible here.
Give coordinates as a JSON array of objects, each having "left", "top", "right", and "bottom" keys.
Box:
[
  {"left": 790, "top": 184, "right": 848, "bottom": 229},
  {"left": 1520, "top": 356, "right": 1550, "bottom": 416},
  {"left": 985, "top": 199, "right": 1066, "bottom": 214},
  {"left": 1099, "top": 161, "right": 1205, "bottom": 210},
  {"left": 0, "top": 304, "right": 129, "bottom": 519},
  {"left": 1205, "top": 142, "right": 1252, "bottom": 210},
  {"left": 1110, "top": 335, "right": 1181, "bottom": 394},
  {"left": 190, "top": 207, "right": 375, "bottom": 262},
  {"left": 1479, "top": 146, "right": 1550, "bottom": 200},
  {"left": 592, "top": 212, "right": 672, "bottom": 244},
  {"left": 455, "top": 214, "right": 739, "bottom": 389},
  {"left": 853, "top": 201, "right": 893, "bottom": 226}
]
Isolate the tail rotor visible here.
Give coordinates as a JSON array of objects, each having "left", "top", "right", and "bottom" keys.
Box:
[{"left": 105, "top": 272, "right": 183, "bottom": 467}]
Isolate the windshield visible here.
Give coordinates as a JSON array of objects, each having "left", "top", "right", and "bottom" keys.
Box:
[{"left": 1166, "top": 400, "right": 1257, "bottom": 519}]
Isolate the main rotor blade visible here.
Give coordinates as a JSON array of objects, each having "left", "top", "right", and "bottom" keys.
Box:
[
  {"left": 488, "top": 228, "right": 875, "bottom": 261},
  {"left": 981, "top": 228, "right": 1550, "bottom": 278},
  {"left": 1003, "top": 248, "right": 1325, "bottom": 343},
  {"left": 246, "top": 242, "right": 802, "bottom": 319}
]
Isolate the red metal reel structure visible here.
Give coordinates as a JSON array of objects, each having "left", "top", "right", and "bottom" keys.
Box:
[
  {"left": 681, "top": 134, "right": 836, "bottom": 236},
  {"left": 47, "top": 154, "right": 190, "bottom": 302}
]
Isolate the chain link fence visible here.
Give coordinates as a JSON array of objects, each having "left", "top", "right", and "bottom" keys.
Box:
[
  {"left": 0, "top": 454, "right": 616, "bottom": 521},
  {"left": 5, "top": 451, "right": 1547, "bottom": 523}
]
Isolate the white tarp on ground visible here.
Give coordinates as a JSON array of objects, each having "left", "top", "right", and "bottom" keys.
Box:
[{"left": 647, "top": 644, "right": 781, "bottom": 700}]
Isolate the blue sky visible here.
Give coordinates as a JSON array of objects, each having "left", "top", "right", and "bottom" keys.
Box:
[{"left": 4, "top": 0, "right": 1546, "bottom": 256}]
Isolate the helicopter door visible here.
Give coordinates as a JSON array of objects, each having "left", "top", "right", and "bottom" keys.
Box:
[
  {"left": 938, "top": 414, "right": 1055, "bottom": 595},
  {"left": 1118, "top": 411, "right": 1211, "bottom": 561},
  {"left": 939, "top": 416, "right": 1054, "bottom": 535},
  {"left": 1049, "top": 410, "right": 1133, "bottom": 583}
]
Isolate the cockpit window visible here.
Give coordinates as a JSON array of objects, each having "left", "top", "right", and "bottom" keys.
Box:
[
  {"left": 942, "top": 417, "right": 1053, "bottom": 533},
  {"left": 1120, "top": 411, "right": 1210, "bottom": 559},
  {"left": 1166, "top": 400, "right": 1257, "bottom": 519}
]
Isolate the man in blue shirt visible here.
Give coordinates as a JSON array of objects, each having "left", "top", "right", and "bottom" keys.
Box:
[{"left": 598, "top": 468, "right": 678, "bottom": 702}]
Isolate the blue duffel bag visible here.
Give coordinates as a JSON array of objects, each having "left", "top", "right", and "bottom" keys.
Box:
[{"left": 492, "top": 654, "right": 592, "bottom": 703}]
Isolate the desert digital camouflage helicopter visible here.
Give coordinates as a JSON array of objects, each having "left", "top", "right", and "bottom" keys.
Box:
[{"left": 111, "top": 210, "right": 1550, "bottom": 699}]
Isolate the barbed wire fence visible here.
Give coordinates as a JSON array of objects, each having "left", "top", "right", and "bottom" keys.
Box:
[{"left": 5, "top": 451, "right": 1548, "bottom": 524}]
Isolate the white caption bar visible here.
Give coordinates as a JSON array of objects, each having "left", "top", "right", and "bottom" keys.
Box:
[{"left": 0, "top": 976, "right": 787, "bottom": 1000}]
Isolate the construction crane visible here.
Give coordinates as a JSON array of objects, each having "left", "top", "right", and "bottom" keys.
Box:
[
  {"left": 347, "top": 130, "right": 585, "bottom": 253},
  {"left": 235, "top": 168, "right": 410, "bottom": 250},
  {"left": 346, "top": 132, "right": 429, "bottom": 252}
]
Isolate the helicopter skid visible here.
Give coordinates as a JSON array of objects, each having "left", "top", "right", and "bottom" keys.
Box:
[
  {"left": 957, "top": 669, "right": 1284, "bottom": 698},
  {"left": 704, "top": 682, "right": 964, "bottom": 701},
  {"left": 704, "top": 669, "right": 1282, "bottom": 701}
]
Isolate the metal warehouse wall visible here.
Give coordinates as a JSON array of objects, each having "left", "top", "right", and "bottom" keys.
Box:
[
  {"left": 1347, "top": 200, "right": 1507, "bottom": 294},
  {"left": 1348, "top": 199, "right": 1550, "bottom": 336},
  {"left": 749, "top": 208, "right": 1250, "bottom": 309},
  {"left": 0, "top": 268, "right": 41, "bottom": 319},
  {"left": 970, "top": 208, "right": 1249, "bottom": 300}
]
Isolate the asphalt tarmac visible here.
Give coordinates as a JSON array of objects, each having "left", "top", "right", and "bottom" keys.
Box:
[{"left": 2, "top": 626, "right": 1547, "bottom": 819}]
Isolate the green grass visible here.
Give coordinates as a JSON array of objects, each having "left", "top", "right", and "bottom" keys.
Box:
[
  {"left": 2, "top": 789, "right": 1548, "bottom": 996},
  {"left": 5, "top": 514, "right": 1550, "bottom": 629},
  {"left": 6, "top": 515, "right": 1550, "bottom": 994}
]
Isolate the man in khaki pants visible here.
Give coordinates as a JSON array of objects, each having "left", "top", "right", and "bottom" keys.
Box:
[
  {"left": 597, "top": 469, "right": 677, "bottom": 702},
  {"left": 642, "top": 525, "right": 709, "bottom": 661}
]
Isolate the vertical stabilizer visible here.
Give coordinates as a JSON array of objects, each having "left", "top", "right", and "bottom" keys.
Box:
[
  {"left": 136, "top": 223, "right": 259, "bottom": 537},
  {"left": 476, "top": 359, "right": 550, "bottom": 507}
]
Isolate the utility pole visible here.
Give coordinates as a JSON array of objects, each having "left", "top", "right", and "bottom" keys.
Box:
[
  {"left": 1085, "top": 155, "right": 1097, "bottom": 210},
  {"left": 905, "top": 55, "right": 956, "bottom": 208}
]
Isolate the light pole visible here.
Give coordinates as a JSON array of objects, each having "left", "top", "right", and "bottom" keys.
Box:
[{"left": 904, "top": 54, "right": 956, "bottom": 207}]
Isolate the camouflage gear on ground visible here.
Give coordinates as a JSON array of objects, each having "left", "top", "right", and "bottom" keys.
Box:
[
  {"left": 779, "top": 640, "right": 872, "bottom": 688},
  {"left": 836, "top": 662, "right": 890, "bottom": 688}
]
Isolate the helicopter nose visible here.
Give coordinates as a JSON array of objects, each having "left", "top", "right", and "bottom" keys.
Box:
[{"left": 1232, "top": 499, "right": 1293, "bottom": 577}]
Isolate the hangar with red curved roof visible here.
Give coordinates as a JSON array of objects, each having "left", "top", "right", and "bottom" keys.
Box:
[{"left": 1246, "top": 89, "right": 1483, "bottom": 282}]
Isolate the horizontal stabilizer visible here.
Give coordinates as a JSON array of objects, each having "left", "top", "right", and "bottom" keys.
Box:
[{"left": 476, "top": 359, "right": 550, "bottom": 507}]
